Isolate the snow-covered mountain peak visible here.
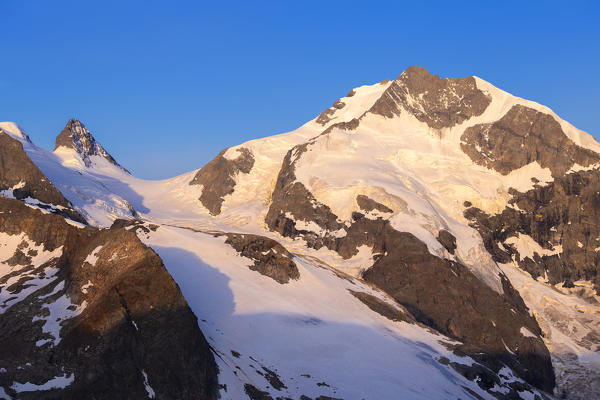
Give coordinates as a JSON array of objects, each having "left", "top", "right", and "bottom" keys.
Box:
[
  {"left": 364, "top": 66, "right": 491, "bottom": 129},
  {"left": 54, "top": 119, "right": 128, "bottom": 173},
  {"left": 3, "top": 67, "right": 600, "bottom": 399}
]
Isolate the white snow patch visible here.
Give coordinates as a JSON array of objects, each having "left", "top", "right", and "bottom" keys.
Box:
[
  {"left": 141, "top": 370, "right": 155, "bottom": 399},
  {"left": 505, "top": 233, "right": 562, "bottom": 260},
  {"left": 32, "top": 294, "right": 87, "bottom": 346},
  {"left": 344, "top": 245, "right": 375, "bottom": 275},
  {"left": 11, "top": 373, "right": 74, "bottom": 393},
  {"left": 520, "top": 327, "right": 537, "bottom": 338},
  {"left": 0, "top": 234, "right": 64, "bottom": 314},
  {"left": 81, "top": 281, "right": 93, "bottom": 294},
  {"left": 84, "top": 246, "right": 103, "bottom": 266},
  {"left": 0, "top": 181, "right": 26, "bottom": 198},
  {"left": 292, "top": 218, "right": 324, "bottom": 235},
  {"left": 501, "top": 162, "right": 553, "bottom": 193}
]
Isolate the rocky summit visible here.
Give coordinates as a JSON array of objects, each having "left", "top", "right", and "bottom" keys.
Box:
[{"left": 1, "top": 66, "right": 599, "bottom": 400}]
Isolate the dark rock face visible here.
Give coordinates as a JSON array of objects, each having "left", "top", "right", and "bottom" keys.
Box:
[
  {"left": 315, "top": 99, "right": 346, "bottom": 126},
  {"left": 320, "top": 118, "right": 360, "bottom": 136},
  {"left": 348, "top": 290, "right": 415, "bottom": 324},
  {"left": 223, "top": 233, "right": 300, "bottom": 284},
  {"left": 0, "top": 198, "right": 218, "bottom": 399},
  {"left": 465, "top": 168, "right": 600, "bottom": 294},
  {"left": 244, "top": 384, "right": 274, "bottom": 400},
  {"left": 351, "top": 215, "right": 553, "bottom": 392},
  {"left": 369, "top": 66, "right": 491, "bottom": 128},
  {"left": 265, "top": 144, "right": 343, "bottom": 248},
  {"left": 355, "top": 194, "right": 393, "bottom": 214},
  {"left": 189, "top": 147, "right": 254, "bottom": 215},
  {"left": 0, "top": 131, "right": 86, "bottom": 223},
  {"left": 461, "top": 105, "right": 600, "bottom": 177},
  {"left": 55, "top": 119, "right": 127, "bottom": 171},
  {"left": 437, "top": 229, "right": 457, "bottom": 254}
]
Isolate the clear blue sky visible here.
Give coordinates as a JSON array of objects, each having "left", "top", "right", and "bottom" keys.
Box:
[{"left": 1, "top": 1, "right": 598, "bottom": 179}]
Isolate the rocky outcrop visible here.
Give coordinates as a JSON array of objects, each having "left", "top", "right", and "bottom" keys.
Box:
[
  {"left": 461, "top": 105, "right": 600, "bottom": 177},
  {"left": 315, "top": 99, "right": 346, "bottom": 126},
  {"left": 348, "top": 291, "right": 415, "bottom": 324},
  {"left": 353, "top": 214, "right": 553, "bottom": 393},
  {"left": 320, "top": 118, "right": 360, "bottom": 136},
  {"left": 368, "top": 66, "right": 491, "bottom": 128},
  {"left": 465, "top": 168, "right": 600, "bottom": 294},
  {"left": 223, "top": 233, "right": 300, "bottom": 284},
  {"left": 55, "top": 119, "right": 127, "bottom": 171},
  {"left": 437, "top": 229, "right": 457, "bottom": 254},
  {"left": 189, "top": 147, "right": 254, "bottom": 215},
  {"left": 355, "top": 194, "right": 393, "bottom": 214},
  {"left": 0, "top": 130, "right": 86, "bottom": 223},
  {"left": 0, "top": 198, "right": 218, "bottom": 399},
  {"left": 265, "top": 143, "right": 343, "bottom": 248}
]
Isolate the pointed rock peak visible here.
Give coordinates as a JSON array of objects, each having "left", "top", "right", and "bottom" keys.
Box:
[
  {"left": 55, "top": 119, "right": 127, "bottom": 172},
  {"left": 397, "top": 65, "right": 436, "bottom": 80},
  {"left": 368, "top": 66, "right": 491, "bottom": 128}
]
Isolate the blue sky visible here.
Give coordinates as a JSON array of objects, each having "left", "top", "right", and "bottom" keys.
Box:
[{"left": 1, "top": 1, "right": 599, "bottom": 179}]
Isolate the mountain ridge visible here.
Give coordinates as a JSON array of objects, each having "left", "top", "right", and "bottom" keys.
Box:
[{"left": 1, "top": 66, "right": 599, "bottom": 399}]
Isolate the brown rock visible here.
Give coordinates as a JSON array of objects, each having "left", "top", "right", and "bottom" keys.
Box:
[
  {"left": 223, "top": 233, "right": 300, "bottom": 284},
  {"left": 356, "top": 194, "right": 393, "bottom": 214},
  {"left": 265, "top": 143, "right": 343, "bottom": 249},
  {"left": 189, "top": 147, "right": 254, "bottom": 215},
  {"left": 0, "top": 130, "right": 86, "bottom": 223},
  {"left": 461, "top": 104, "right": 600, "bottom": 177},
  {"left": 369, "top": 66, "right": 491, "bottom": 128},
  {"left": 55, "top": 119, "right": 127, "bottom": 172},
  {"left": 0, "top": 199, "right": 218, "bottom": 399},
  {"left": 465, "top": 167, "right": 600, "bottom": 294},
  {"left": 437, "top": 229, "right": 457, "bottom": 254},
  {"left": 348, "top": 290, "right": 415, "bottom": 324}
]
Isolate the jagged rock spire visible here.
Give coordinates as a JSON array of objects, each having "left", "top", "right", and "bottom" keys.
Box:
[{"left": 55, "top": 119, "right": 127, "bottom": 171}]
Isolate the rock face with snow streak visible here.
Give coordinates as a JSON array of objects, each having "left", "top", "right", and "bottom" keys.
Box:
[
  {"left": 368, "top": 66, "right": 492, "bottom": 127},
  {"left": 223, "top": 233, "right": 300, "bottom": 284},
  {"left": 0, "top": 199, "right": 218, "bottom": 399},
  {"left": 189, "top": 147, "right": 255, "bottom": 215},
  {"left": 466, "top": 166, "right": 600, "bottom": 299},
  {"left": 55, "top": 119, "right": 127, "bottom": 172},
  {"left": 0, "top": 130, "right": 85, "bottom": 223},
  {"left": 461, "top": 104, "right": 600, "bottom": 177}
]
